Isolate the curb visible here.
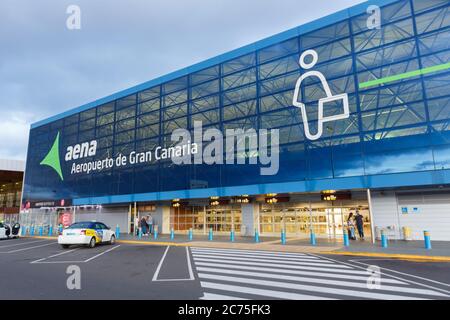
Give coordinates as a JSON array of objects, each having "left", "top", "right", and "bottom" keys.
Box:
[
  {"left": 23, "top": 236, "right": 57, "bottom": 240},
  {"left": 116, "top": 239, "right": 450, "bottom": 262},
  {"left": 23, "top": 236, "right": 450, "bottom": 262},
  {"left": 318, "top": 251, "right": 450, "bottom": 262},
  {"left": 117, "top": 239, "right": 187, "bottom": 247}
]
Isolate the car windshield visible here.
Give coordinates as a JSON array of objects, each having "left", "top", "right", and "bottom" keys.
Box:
[{"left": 67, "top": 222, "right": 94, "bottom": 229}]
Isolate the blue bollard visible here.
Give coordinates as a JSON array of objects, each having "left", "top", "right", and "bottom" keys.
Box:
[
  {"left": 424, "top": 231, "right": 432, "bottom": 250},
  {"left": 230, "top": 230, "right": 235, "bottom": 242},
  {"left": 48, "top": 225, "right": 53, "bottom": 236},
  {"left": 39, "top": 226, "right": 43, "bottom": 236},
  {"left": 115, "top": 225, "right": 120, "bottom": 239},
  {"left": 208, "top": 228, "right": 213, "bottom": 241},
  {"left": 281, "top": 230, "right": 286, "bottom": 245},
  {"left": 381, "top": 231, "right": 388, "bottom": 248},
  {"left": 343, "top": 231, "right": 350, "bottom": 247},
  {"left": 30, "top": 226, "right": 35, "bottom": 236},
  {"left": 254, "top": 229, "right": 260, "bottom": 243},
  {"left": 138, "top": 228, "right": 142, "bottom": 239},
  {"left": 154, "top": 228, "right": 158, "bottom": 240},
  {"left": 170, "top": 228, "right": 175, "bottom": 240},
  {"left": 310, "top": 232, "right": 316, "bottom": 246},
  {"left": 188, "top": 228, "right": 193, "bottom": 241}
]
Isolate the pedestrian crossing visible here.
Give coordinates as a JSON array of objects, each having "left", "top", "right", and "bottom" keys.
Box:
[{"left": 190, "top": 247, "right": 450, "bottom": 300}]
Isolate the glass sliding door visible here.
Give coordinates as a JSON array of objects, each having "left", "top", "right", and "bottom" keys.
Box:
[
  {"left": 205, "top": 206, "right": 241, "bottom": 234},
  {"left": 260, "top": 200, "right": 372, "bottom": 240}
]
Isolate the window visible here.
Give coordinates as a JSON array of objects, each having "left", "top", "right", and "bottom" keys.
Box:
[
  {"left": 79, "top": 118, "right": 96, "bottom": 131},
  {"left": 163, "top": 89, "right": 187, "bottom": 107},
  {"left": 115, "top": 130, "right": 135, "bottom": 144},
  {"left": 163, "top": 117, "right": 187, "bottom": 134},
  {"left": 97, "top": 112, "right": 115, "bottom": 126},
  {"left": 352, "top": 0, "right": 412, "bottom": 33},
  {"left": 223, "top": 100, "right": 257, "bottom": 121},
  {"left": 222, "top": 53, "right": 256, "bottom": 76},
  {"left": 138, "top": 111, "right": 159, "bottom": 127},
  {"left": 115, "top": 118, "right": 135, "bottom": 132},
  {"left": 413, "top": 0, "right": 449, "bottom": 14},
  {"left": 190, "top": 109, "right": 219, "bottom": 126},
  {"left": 191, "top": 95, "right": 219, "bottom": 114},
  {"left": 259, "top": 55, "right": 299, "bottom": 80},
  {"left": 96, "top": 124, "right": 114, "bottom": 137},
  {"left": 301, "top": 21, "right": 349, "bottom": 49},
  {"left": 116, "top": 94, "right": 136, "bottom": 109},
  {"left": 415, "top": 6, "right": 450, "bottom": 35},
  {"left": 356, "top": 39, "right": 417, "bottom": 72},
  {"left": 359, "top": 80, "right": 424, "bottom": 111},
  {"left": 136, "top": 124, "right": 159, "bottom": 140},
  {"left": 116, "top": 105, "right": 136, "bottom": 121},
  {"left": 223, "top": 84, "right": 257, "bottom": 106},
  {"left": 190, "top": 65, "right": 220, "bottom": 85},
  {"left": 163, "top": 76, "right": 187, "bottom": 94},
  {"left": 138, "top": 86, "right": 160, "bottom": 102},
  {"left": 418, "top": 29, "right": 450, "bottom": 55},
  {"left": 80, "top": 108, "right": 96, "bottom": 121},
  {"left": 354, "top": 18, "right": 414, "bottom": 52},
  {"left": 361, "top": 103, "right": 427, "bottom": 131},
  {"left": 222, "top": 67, "right": 256, "bottom": 90},
  {"left": 138, "top": 98, "right": 160, "bottom": 114},
  {"left": 63, "top": 123, "right": 78, "bottom": 136},
  {"left": 97, "top": 102, "right": 115, "bottom": 115},
  {"left": 258, "top": 37, "right": 299, "bottom": 63},
  {"left": 428, "top": 97, "right": 450, "bottom": 122},
  {"left": 163, "top": 103, "right": 187, "bottom": 120},
  {"left": 64, "top": 114, "right": 79, "bottom": 126},
  {"left": 424, "top": 73, "right": 450, "bottom": 99},
  {"left": 190, "top": 79, "right": 219, "bottom": 99}
]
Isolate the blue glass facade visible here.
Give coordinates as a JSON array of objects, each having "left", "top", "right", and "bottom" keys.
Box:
[{"left": 23, "top": 0, "right": 450, "bottom": 206}]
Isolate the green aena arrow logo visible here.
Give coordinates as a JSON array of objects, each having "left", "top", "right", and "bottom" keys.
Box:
[{"left": 40, "top": 131, "right": 64, "bottom": 181}]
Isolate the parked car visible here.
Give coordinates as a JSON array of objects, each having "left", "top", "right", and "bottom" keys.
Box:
[
  {"left": 58, "top": 221, "right": 116, "bottom": 249},
  {"left": 0, "top": 222, "right": 20, "bottom": 240}
]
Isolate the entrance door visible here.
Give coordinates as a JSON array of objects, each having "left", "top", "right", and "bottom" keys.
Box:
[
  {"left": 325, "top": 208, "right": 345, "bottom": 238},
  {"left": 260, "top": 203, "right": 372, "bottom": 240},
  {"left": 205, "top": 207, "right": 241, "bottom": 233}
]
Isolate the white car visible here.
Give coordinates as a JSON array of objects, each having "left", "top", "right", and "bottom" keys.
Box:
[
  {"left": 0, "top": 222, "right": 20, "bottom": 240},
  {"left": 58, "top": 221, "right": 116, "bottom": 249}
]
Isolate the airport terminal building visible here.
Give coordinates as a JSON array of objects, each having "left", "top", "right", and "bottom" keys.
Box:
[{"left": 21, "top": 0, "right": 450, "bottom": 241}]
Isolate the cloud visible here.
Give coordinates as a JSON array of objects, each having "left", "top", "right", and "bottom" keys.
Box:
[
  {"left": 0, "top": 111, "right": 36, "bottom": 159},
  {"left": 0, "top": 0, "right": 364, "bottom": 160}
]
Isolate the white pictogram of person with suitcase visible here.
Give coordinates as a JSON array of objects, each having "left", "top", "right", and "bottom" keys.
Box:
[{"left": 292, "top": 49, "right": 350, "bottom": 141}]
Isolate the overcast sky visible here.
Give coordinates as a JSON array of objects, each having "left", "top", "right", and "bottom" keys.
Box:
[{"left": 0, "top": 0, "right": 364, "bottom": 160}]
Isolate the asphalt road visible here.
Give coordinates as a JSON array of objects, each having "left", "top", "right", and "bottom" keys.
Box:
[{"left": 0, "top": 237, "right": 449, "bottom": 300}]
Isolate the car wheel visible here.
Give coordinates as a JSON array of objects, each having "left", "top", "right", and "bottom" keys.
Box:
[
  {"left": 109, "top": 235, "right": 116, "bottom": 245},
  {"left": 61, "top": 244, "right": 70, "bottom": 249},
  {"left": 88, "top": 237, "right": 96, "bottom": 248}
]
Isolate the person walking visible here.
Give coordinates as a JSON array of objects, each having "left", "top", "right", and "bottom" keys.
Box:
[
  {"left": 140, "top": 216, "right": 148, "bottom": 236},
  {"left": 147, "top": 215, "right": 153, "bottom": 235},
  {"left": 346, "top": 212, "right": 356, "bottom": 240},
  {"left": 354, "top": 211, "right": 365, "bottom": 240}
]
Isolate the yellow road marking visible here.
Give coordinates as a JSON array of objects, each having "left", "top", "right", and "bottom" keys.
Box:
[{"left": 23, "top": 236, "right": 450, "bottom": 262}]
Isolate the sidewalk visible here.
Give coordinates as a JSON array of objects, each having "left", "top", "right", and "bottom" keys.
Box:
[
  {"left": 114, "top": 233, "right": 450, "bottom": 262},
  {"left": 26, "top": 233, "right": 450, "bottom": 262}
]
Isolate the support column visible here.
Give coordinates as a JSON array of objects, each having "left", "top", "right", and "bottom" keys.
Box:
[
  {"left": 73, "top": 206, "right": 76, "bottom": 223},
  {"left": 367, "top": 189, "right": 376, "bottom": 244},
  {"left": 127, "top": 203, "right": 131, "bottom": 234},
  {"left": 241, "top": 203, "right": 259, "bottom": 236},
  {"left": 154, "top": 205, "right": 171, "bottom": 234}
]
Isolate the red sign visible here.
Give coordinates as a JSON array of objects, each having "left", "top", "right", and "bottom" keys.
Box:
[{"left": 59, "top": 212, "right": 73, "bottom": 227}]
